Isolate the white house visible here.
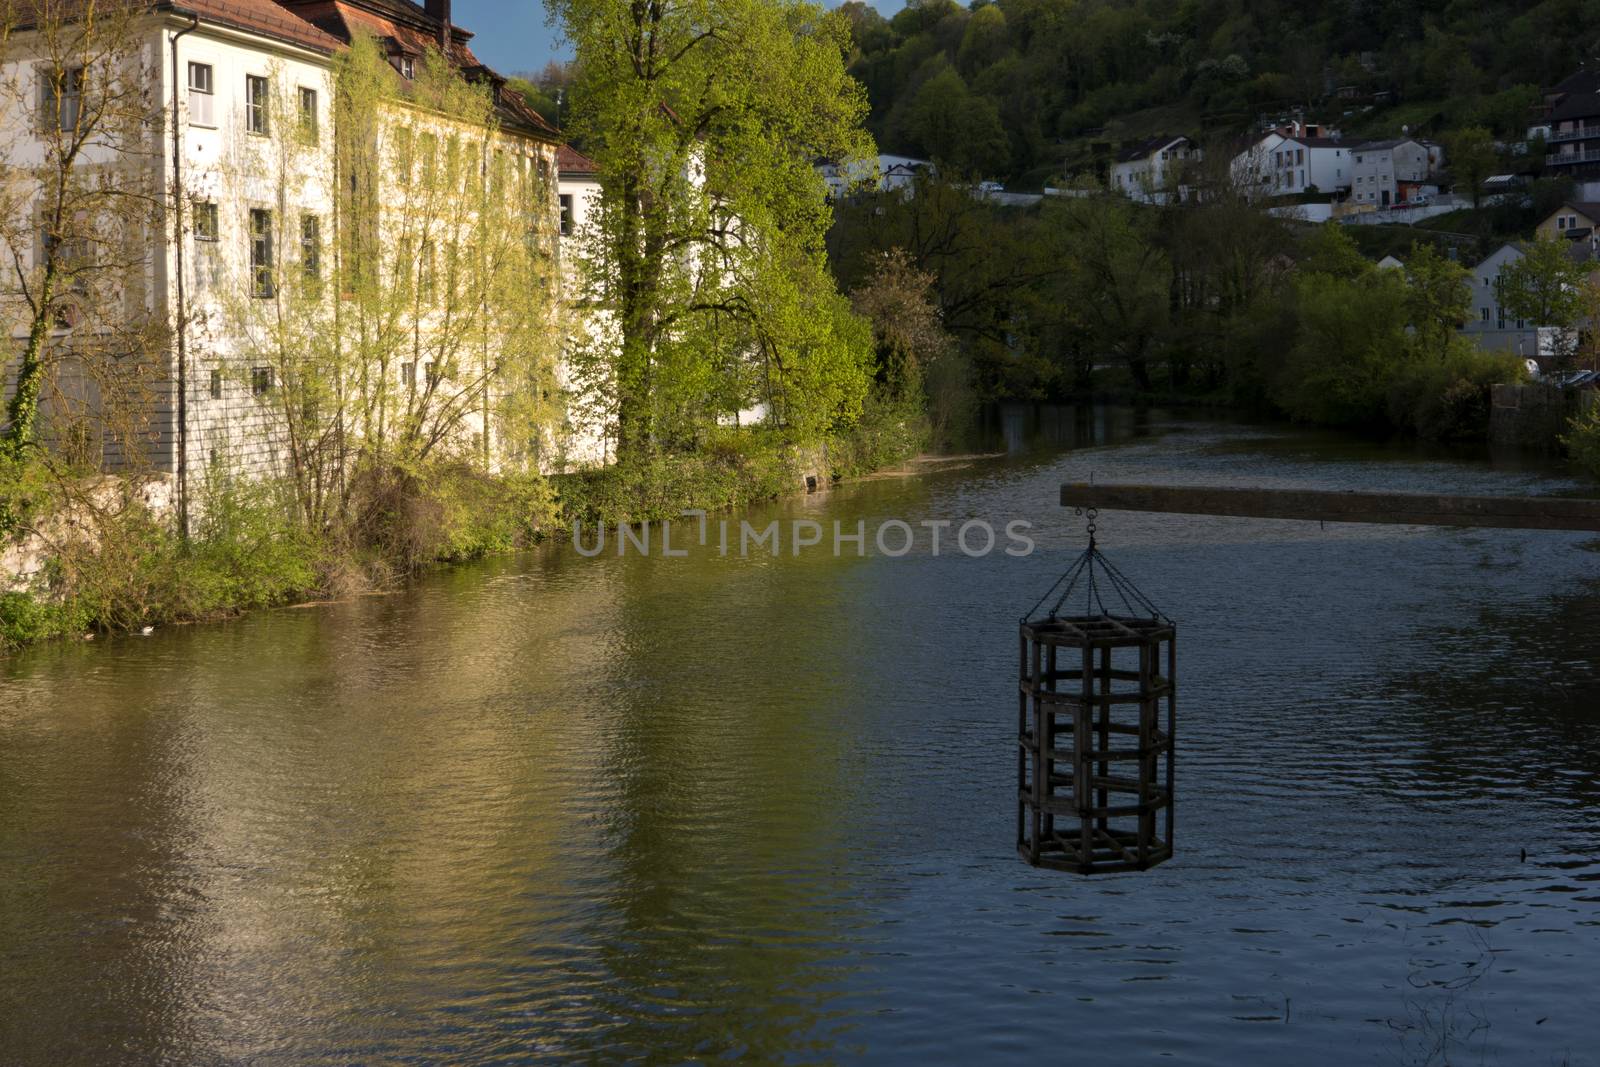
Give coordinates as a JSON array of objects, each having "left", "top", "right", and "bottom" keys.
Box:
[
  {"left": 1110, "top": 135, "right": 1200, "bottom": 203},
  {"left": 1231, "top": 122, "right": 1347, "bottom": 197},
  {"left": 1349, "top": 138, "right": 1443, "bottom": 208},
  {"left": 1462, "top": 244, "right": 1540, "bottom": 355},
  {"left": 1264, "top": 135, "right": 1353, "bottom": 195},
  {"left": 816, "top": 153, "right": 932, "bottom": 199},
  {"left": 557, "top": 144, "right": 601, "bottom": 259}
]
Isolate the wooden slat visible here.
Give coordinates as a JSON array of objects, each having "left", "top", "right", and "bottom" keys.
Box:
[{"left": 1060, "top": 483, "right": 1600, "bottom": 532}]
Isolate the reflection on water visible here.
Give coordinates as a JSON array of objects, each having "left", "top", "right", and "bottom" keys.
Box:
[
  {"left": 3, "top": 413, "right": 1599, "bottom": 1064},
  {"left": 980, "top": 401, "right": 1162, "bottom": 454}
]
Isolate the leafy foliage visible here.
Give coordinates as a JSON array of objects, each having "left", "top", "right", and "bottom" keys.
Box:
[
  {"left": 838, "top": 0, "right": 1583, "bottom": 180},
  {"left": 549, "top": 0, "right": 878, "bottom": 456}
]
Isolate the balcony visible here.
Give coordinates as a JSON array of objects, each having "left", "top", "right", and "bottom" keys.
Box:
[
  {"left": 1546, "top": 148, "right": 1600, "bottom": 166},
  {"left": 1549, "top": 125, "right": 1600, "bottom": 144}
]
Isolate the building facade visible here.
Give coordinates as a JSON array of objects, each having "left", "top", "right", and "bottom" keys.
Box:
[
  {"left": 1539, "top": 70, "right": 1600, "bottom": 178},
  {"left": 2, "top": 0, "right": 565, "bottom": 501},
  {"left": 1536, "top": 201, "right": 1600, "bottom": 242},
  {"left": 1349, "top": 138, "right": 1442, "bottom": 208},
  {"left": 1110, "top": 135, "right": 1199, "bottom": 203},
  {"left": 1462, "top": 243, "right": 1539, "bottom": 355}
]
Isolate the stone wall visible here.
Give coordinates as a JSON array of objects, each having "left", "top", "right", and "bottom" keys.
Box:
[{"left": 1490, "top": 383, "right": 1596, "bottom": 449}]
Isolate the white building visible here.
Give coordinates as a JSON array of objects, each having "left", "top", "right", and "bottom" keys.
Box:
[
  {"left": 1230, "top": 122, "right": 1346, "bottom": 197},
  {"left": 1462, "top": 243, "right": 1540, "bottom": 355},
  {"left": 816, "top": 153, "right": 933, "bottom": 199},
  {"left": 1110, "top": 135, "right": 1199, "bottom": 203},
  {"left": 1264, "top": 135, "right": 1353, "bottom": 195},
  {"left": 1349, "top": 138, "right": 1444, "bottom": 208},
  {"left": 555, "top": 143, "right": 611, "bottom": 468},
  {"left": 1, "top": 0, "right": 564, "bottom": 496}
]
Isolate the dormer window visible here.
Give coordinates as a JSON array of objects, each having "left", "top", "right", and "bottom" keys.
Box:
[{"left": 399, "top": 56, "right": 415, "bottom": 80}]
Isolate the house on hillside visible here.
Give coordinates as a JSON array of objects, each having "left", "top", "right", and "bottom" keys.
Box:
[
  {"left": 1456, "top": 242, "right": 1591, "bottom": 361},
  {"left": 1, "top": 0, "right": 564, "bottom": 497},
  {"left": 1536, "top": 201, "right": 1600, "bottom": 242},
  {"left": 1538, "top": 70, "right": 1600, "bottom": 177},
  {"left": 1463, "top": 244, "right": 1538, "bottom": 355},
  {"left": 1349, "top": 138, "right": 1443, "bottom": 208},
  {"left": 815, "top": 154, "right": 933, "bottom": 200},
  {"left": 1229, "top": 122, "right": 1348, "bottom": 197},
  {"left": 1269, "top": 135, "right": 1354, "bottom": 195},
  {"left": 1110, "top": 135, "right": 1199, "bottom": 203}
]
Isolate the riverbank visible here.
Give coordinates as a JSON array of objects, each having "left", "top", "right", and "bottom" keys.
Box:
[{"left": 0, "top": 417, "right": 927, "bottom": 653}]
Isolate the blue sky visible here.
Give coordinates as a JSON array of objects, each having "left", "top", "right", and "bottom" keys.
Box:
[{"left": 453, "top": 0, "right": 901, "bottom": 77}]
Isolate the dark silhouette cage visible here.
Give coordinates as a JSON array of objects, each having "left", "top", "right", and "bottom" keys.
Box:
[{"left": 1018, "top": 528, "right": 1175, "bottom": 874}]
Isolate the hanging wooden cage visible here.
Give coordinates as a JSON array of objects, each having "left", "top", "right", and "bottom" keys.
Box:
[{"left": 1018, "top": 521, "right": 1175, "bottom": 874}]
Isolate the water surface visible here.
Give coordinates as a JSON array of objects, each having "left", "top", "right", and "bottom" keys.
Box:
[{"left": 3, "top": 410, "right": 1599, "bottom": 1064}]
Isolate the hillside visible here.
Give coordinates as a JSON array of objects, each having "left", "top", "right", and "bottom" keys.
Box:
[{"left": 842, "top": 0, "right": 1597, "bottom": 186}]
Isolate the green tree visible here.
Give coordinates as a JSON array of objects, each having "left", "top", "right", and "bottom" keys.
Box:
[
  {"left": 548, "top": 0, "right": 877, "bottom": 455},
  {"left": 1048, "top": 195, "right": 1168, "bottom": 391},
  {"left": 1446, "top": 126, "right": 1497, "bottom": 210},
  {"left": 1276, "top": 269, "right": 1410, "bottom": 427},
  {"left": 1404, "top": 242, "right": 1472, "bottom": 360},
  {"left": 957, "top": 3, "right": 1010, "bottom": 76},
  {"left": 1500, "top": 237, "right": 1587, "bottom": 330},
  {"left": 902, "top": 62, "right": 1009, "bottom": 174}
]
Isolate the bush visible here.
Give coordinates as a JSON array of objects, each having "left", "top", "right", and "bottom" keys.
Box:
[
  {"left": 0, "top": 591, "right": 87, "bottom": 650},
  {"left": 1564, "top": 405, "right": 1600, "bottom": 478},
  {"left": 344, "top": 461, "right": 560, "bottom": 571},
  {"left": 1386, "top": 345, "right": 1525, "bottom": 441},
  {"left": 557, "top": 427, "right": 801, "bottom": 526},
  {"left": 828, "top": 385, "right": 928, "bottom": 477}
]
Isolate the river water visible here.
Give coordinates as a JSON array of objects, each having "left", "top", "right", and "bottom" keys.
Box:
[{"left": 3, "top": 409, "right": 1599, "bottom": 1065}]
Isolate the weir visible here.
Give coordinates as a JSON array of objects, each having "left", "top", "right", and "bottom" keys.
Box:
[{"left": 1059, "top": 483, "right": 1600, "bottom": 532}]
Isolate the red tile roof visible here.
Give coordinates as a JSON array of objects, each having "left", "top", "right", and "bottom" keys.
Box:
[
  {"left": 275, "top": 0, "right": 559, "bottom": 138},
  {"left": 182, "top": 0, "right": 347, "bottom": 52},
  {"left": 557, "top": 144, "right": 597, "bottom": 176}
]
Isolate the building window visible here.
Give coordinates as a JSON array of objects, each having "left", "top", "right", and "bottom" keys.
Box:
[
  {"left": 250, "top": 366, "right": 275, "bottom": 396},
  {"left": 424, "top": 361, "right": 439, "bottom": 387},
  {"left": 40, "top": 65, "right": 84, "bottom": 132},
  {"left": 1559, "top": 217, "right": 1568, "bottom": 230},
  {"left": 399, "top": 56, "right": 415, "bottom": 80},
  {"left": 188, "top": 62, "right": 214, "bottom": 126},
  {"left": 298, "top": 86, "right": 317, "bottom": 138},
  {"left": 559, "top": 194, "right": 573, "bottom": 235},
  {"left": 245, "top": 74, "right": 269, "bottom": 135},
  {"left": 300, "top": 214, "right": 320, "bottom": 281},
  {"left": 1481, "top": 307, "right": 1490, "bottom": 321},
  {"left": 209, "top": 368, "right": 222, "bottom": 399},
  {"left": 419, "top": 240, "right": 436, "bottom": 299},
  {"left": 249, "top": 208, "right": 274, "bottom": 297},
  {"left": 192, "top": 200, "right": 218, "bottom": 241},
  {"left": 393, "top": 126, "right": 413, "bottom": 183},
  {"left": 400, "top": 361, "right": 415, "bottom": 390}
]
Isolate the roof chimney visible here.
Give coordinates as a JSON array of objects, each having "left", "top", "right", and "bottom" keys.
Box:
[{"left": 426, "top": 0, "right": 451, "bottom": 47}]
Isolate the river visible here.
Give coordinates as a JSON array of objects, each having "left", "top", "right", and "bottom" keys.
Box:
[{"left": 3, "top": 408, "right": 1598, "bottom": 1064}]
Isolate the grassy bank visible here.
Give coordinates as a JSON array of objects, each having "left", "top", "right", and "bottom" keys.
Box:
[{"left": 0, "top": 405, "right": 927, "bottom": 652}]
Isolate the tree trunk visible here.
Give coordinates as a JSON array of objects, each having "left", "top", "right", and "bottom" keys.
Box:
[{"left": 2, "top": 271, "right": 59, "bottom": 463}]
